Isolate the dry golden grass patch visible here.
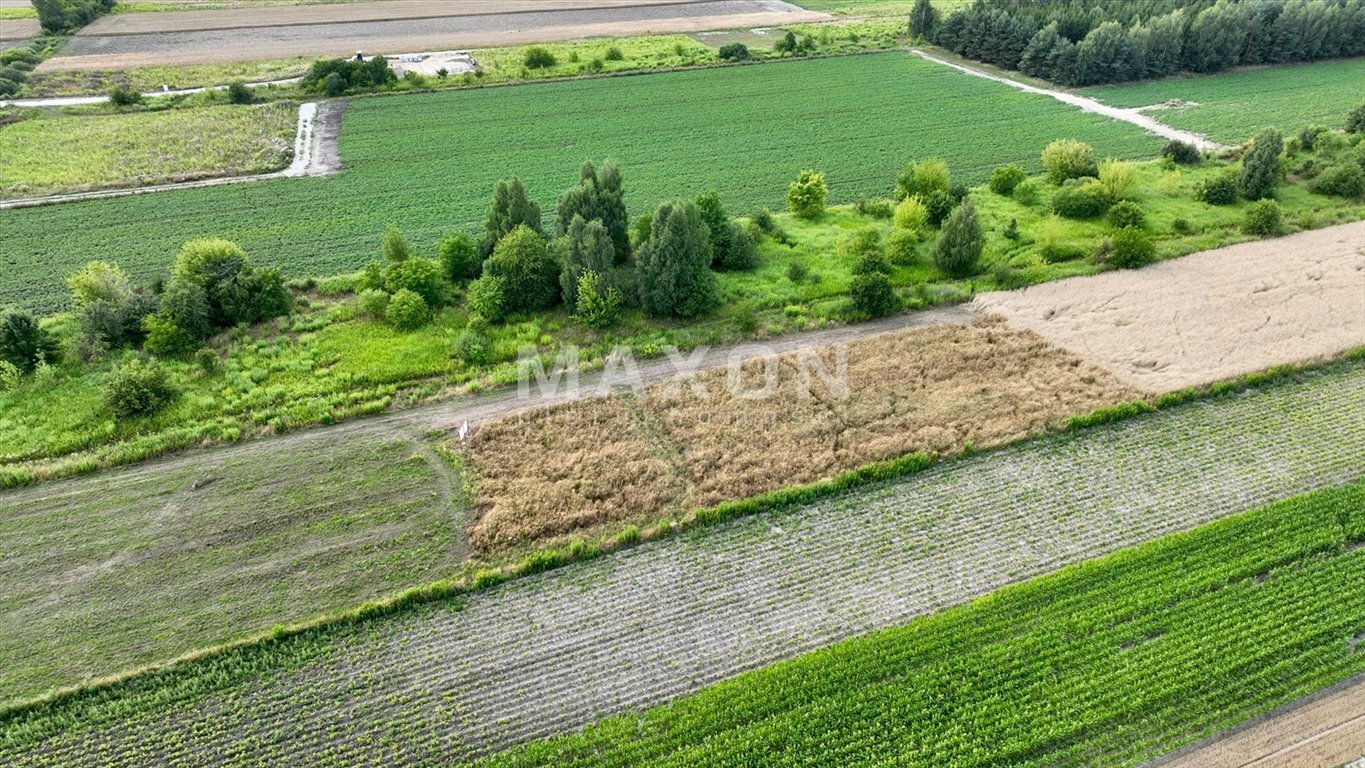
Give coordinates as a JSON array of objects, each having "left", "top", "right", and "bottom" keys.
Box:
[
  {"left": 459, "top": 320, "right": 1141, "bottom": 555},
  {"left": 462, "top": 396, "right": 683, "bottom": 554}
]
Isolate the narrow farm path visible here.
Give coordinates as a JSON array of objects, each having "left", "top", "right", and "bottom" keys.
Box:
[
  {"left": 0, "top": 99, "right": 341, "bottom": 210},
  {"left": 1149, "top": 673, "right": 1365, "bottom": 768},
  {"left": 909, "top": 49, "right": 1229, "bottom": 152},
  {"left": 5, "top": 364, "right": 1362, "bottom": 766},
  {"left": 0, "top": 75, "right": 303, "bottom": 109}
]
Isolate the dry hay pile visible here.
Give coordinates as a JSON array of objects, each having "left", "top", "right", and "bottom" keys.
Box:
[{"left": 459, "top": 320, "right": 1140, "bottom": 555}]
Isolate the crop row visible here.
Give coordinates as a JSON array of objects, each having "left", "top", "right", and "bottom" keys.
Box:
[
  {"left": 477, "top": 480, "right": 1365, "bottom": 767},
  {"left": 1, "top": 363, "right": 1361, "bottom": 766},
  {"left": 0, "top": 52, "right": 1160, "bottom": 313}
]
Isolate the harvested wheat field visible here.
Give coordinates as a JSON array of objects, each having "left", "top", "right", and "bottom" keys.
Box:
[
  {"left": 973, "top": 221, "right": 1365, "bottom": 393},
  {"left": 459, "top": 320, "right": 1138, "bottom": 554}
]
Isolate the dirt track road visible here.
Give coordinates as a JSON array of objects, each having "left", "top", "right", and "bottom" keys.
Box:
[
  {"left": 41, "top": 0, "right": 828, "bottom": 69},
  {"left": 1151, "top": 675, "right": 1365, "bottom": 768}
]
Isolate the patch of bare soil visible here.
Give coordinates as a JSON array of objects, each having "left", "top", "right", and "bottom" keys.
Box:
[
  {"left": 1150, "top": 675, "right": 1365, "bottom": 768},
  {"left": 0, "top": 17, "right": 39, "bottom": 43},
  {"left": 973, "top": 221, "right": 1365, "bottom": 394},
  {"left": 459, "top": 320, "right": 1138, "bottom": 554}
]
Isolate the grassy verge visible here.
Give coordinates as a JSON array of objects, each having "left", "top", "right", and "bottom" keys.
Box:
[
  {"left": 0, "top": 434, "right": 467, "bottom": 704},
  {"left": 0, "top": 352, "right": 1358, "bottom": 725},
  {"left": 468, "top": 478, "right": 1365, "bottom": 767},
  {"left": 0, "top": 100, "right": 297, "bottom": 199}
]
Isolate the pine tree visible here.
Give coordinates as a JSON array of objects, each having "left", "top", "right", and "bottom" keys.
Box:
[
  {"left": 1239, "top": 128, "right": 1283, "bottom": 201},
  {"left": 637, "top": 201, "right": 717, "bottom": 318},
  {"left": 560, "top": 215, "right": 616, "bottom": 308},
  {"left": 481, "top": 177, "right": 542, "bottom": 257},
  {"left": 934, "top": 198, "right": 983, "bottom": 278}
]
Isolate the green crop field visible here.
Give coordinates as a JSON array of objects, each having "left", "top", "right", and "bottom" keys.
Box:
[
  {"left": 0, "top": 102, "right": 297, "bottom": 200},
  {"left": 0, "top": 433, "right": 466, "bottom": 705},
  {"left": 475, "top": 480, "right": 1365, "bottom": 767},
  {"left": 0, "top": 52, "right": 1160, "bottom": 314},
  {"left": 1088, "top": 57, "right": 1365, "bottom": 144}
]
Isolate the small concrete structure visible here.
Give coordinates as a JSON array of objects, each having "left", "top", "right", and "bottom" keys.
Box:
[{"left": 388, "top": 50, "right": 479, "bottom": 78}]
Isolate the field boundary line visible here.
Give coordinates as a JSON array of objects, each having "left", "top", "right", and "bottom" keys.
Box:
[
  {"left": 1, "top": 350, "right": 1359, "bottom": 723},
  {"left": 0, "top": 100, "right": 336, "bottom": 209},
  {"left": 908, "top": 47, "right": 1227, "bottom": 152}
]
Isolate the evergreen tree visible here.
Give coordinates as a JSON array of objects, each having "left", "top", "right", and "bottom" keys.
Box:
[
  {"left": 910, "top": 0, "right": 936, "bottom": 39},
  {"left": 1239, "top": 128, "right": 1283, "bottom": 201},
  {"left": 480, "top": 177, "right": 543, "bottom": 257},
  {"left": 934, "top": 198, "right": 983, "bottom": 278},
  {"left": 637, "top": 200, "right": 717, "bottom": 318},
  {"left": 560, "top": 215, "right": 616, "bottom": 308},
  {"left": 0, "top": 311, "right": 59, "bottom": 373}
]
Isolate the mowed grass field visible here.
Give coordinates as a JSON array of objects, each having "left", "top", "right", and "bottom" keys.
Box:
[
  {"left": 0, "top": 52, "right": 1160, "bottom": 313},
  {"left": 0, "top": 434, "right": 467, "bottom": 704},
  {"left": 1087, "top": 57, "right": 1365, "bottom": 144},
  {"left": 0, "top": 102, "right": 298, "bottom": 199}
]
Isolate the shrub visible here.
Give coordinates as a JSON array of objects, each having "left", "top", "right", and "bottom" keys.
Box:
[
  {"left": 0, "top": 311, "right": 58, "bottom": 373},
  {"left": 752, "top": 208, "right": 775, "bottom": 233},
  {"left": 893, "top": 196, "right": 928, "bottom": 233},
  {"left": 484, "top": 225, "right": 559, "bottom": 312},
  {"left": 604, "top": 45, "right": 624, "bottom": 62},
  {"left": 143, "top": 280, "right": 210, "bottom": 355},
  {"left": 1195, "top": 173, "right": 1239, "bottom": 205},
  {"left": 1109, "top": 227, "right": 1155, "bottom": 268},
  {"left": 67, "top": 260, "right": 130, "bottom": 308},
  {"left": 1051, "top": 179, "right": 1112, "bottom": 219},
  {"left": 922, "top": 189, "right": 956, "bottom": 227},
  {"left": 787, "top": 170, "right": 827, "bottom": 219},
  {"left": 1106, "top": 200, "right": 1146, "bottom": 229},
  {"left": 854, "top": 197, "right": 894, "bottom": 218},
  {"left": 104, "top": 357, "right": 176, "bottom": 418},
  {"left": 1171, "top": 218, "right": 1192, "bottom": 234},
  {"left": 1309, "top": 163, "right": 1365, "bottom": 198},
  {"left": 886, "top": 229, "right": 919, "bottom": 264},
  {"left": 300, "top": 56, "right": 395, "bottom": 94},
  {"left": 1242, "top": 199, "right": 1283, "bottom": 236},
  {"left": 1349, "top": 101, "right": 1365, "bottom": 134},
  {"left": 386, "top": 289, "right": 430, "bottom": 331},
  {"left": 381, "top": 225, "right": 413, "bottom": 263},
  {"left": 774, "top": 30, "right": 798, "bottom": 54},
  {"left": 1042, "top": 139, "right": 1097, "bottom": 184},
  {"left": 226, "top": 82, "right": 253, "bottom": 104},
  {"left": 358, "top": 288, "right": 390, "bottom": 319},
  {"left": 524, "top": 47, "right": 557, "bottom": 69},
  {"left": 1160, "top": 140, "right": 1201, "bottom": 165},
  {"left": 785, "top": 261, "right": 809, "bottom": 283},
  {"left": 385, "top": 257, "right": 444, "bottom": 306},
  {"left": 108, "top": 86, "right": 141, "bottom": 106},
  {"left": 466, "top": 275, "right": 506, "bottom": 323},
  {"left": 850, "top": 273, "right": 898, "bottom": 318},
  {"left": 896, "top": 158, "right": 949, "bottom": 200},
  {"left": 637, "top": 199, "right": 717, "bottom": 318},
  {"left": 988, "top": 164, "right": 1027, "bottom": 195},
  {"left": 1003, "top": 218, "right": 1019, "bottom": 240},
  {"left": 721, "top": 222, "right": 759, "bottom": 271},
  {"left": 453, "top": 317, "right": 491, "bottom": 365},
  {"left": 438, "top": 232, "right": 481, "bottom": 282},
  {"left": 934, "top": 198, "right": 983, "bottom": 277},
  {"left": 194, "top": 348, "right": 220, "bottom": 375},
  {"left": 574, "top": 270, "right": 622, "bottom": 328},
  {"left": 356, "top": 261, "right": 386, "bottom": 292},
  {"left": 0, "top": 360, "right": 19, "bottom": 391},
  {"left": 1097, "top": 159, "right": 1137, "bottom": 200},
  {"left": 1013, "top": 179, "right": 1040, "bottom": 205},
  {"left": 853, "top": 250, "right": 892, "bottom": 276},
  {"left": 718, "top": 43, "right": 750, "bottom": 61},
  {"left": 1239, "top": 128, "right": 1283, "bottom": 200}
]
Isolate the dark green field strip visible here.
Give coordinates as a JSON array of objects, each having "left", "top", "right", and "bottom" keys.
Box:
[
  {"left": 0, "top": 52, "right": 1159, "bottom": 313},
  {"left": 1087, "top": 57, "right": 1365, "bottom": 144},
  {"left": 476, "top": 480, "right": 1365, "bottom": 767},
  {"left": 0, "top": 363, "right": 1360, "bottom": 767}
]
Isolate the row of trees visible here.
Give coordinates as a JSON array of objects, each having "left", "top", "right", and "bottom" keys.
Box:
[
  {"left": 33, "top": 0, "right": 115, "bottom": 34},
  {"left": 926, "top": 0, "right": 1365, "bottom": 86}
]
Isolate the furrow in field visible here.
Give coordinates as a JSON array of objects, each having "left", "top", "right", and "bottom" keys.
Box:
[{"left": 3, "top": 364, "right": 1362, "bottom": 767}]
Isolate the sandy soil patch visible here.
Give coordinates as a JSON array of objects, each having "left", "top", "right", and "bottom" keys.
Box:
[
  {"left": 43, "top": 1, "right": 827, "bottom": 70},
  {"left": 1151, "top": 675, "right": 1365, "bottom": 768},
  {"left": 459, "top": 320, "right": 1138, "bottom": 553},
  {"left": 82, "top": 1, "right": 718, "bottom": 34},
  {"left": 973, "top": 221, "right": 1365, "bottom": 394}
]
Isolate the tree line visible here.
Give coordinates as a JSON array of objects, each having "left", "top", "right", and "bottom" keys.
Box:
[{"left": 920, "top": 0, "right": 1365, "bottom": 86}]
